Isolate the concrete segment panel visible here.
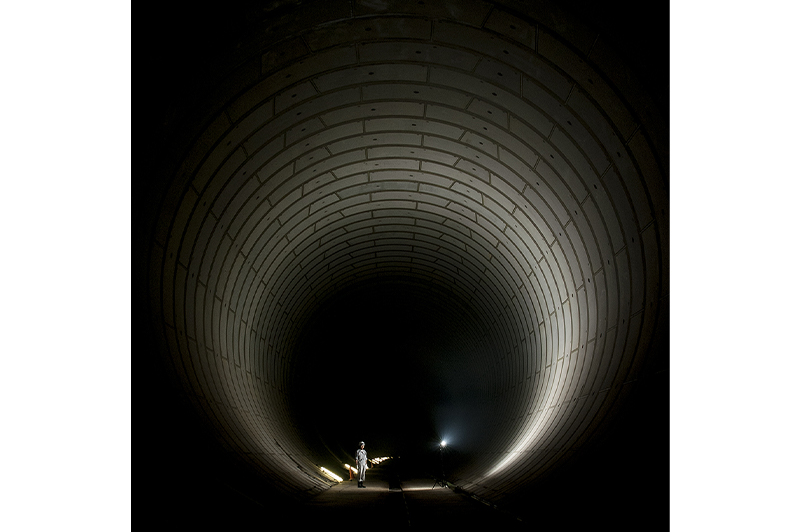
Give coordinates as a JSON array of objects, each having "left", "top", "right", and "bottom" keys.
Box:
[
  {"left": 484, "top": 8, "right": 536, "bottom": 48},
  {"left": 474, "top": 56, "right": 522, "bottom": 94},
  {"left": 512, "top": 200, "right": 552, "bottom": 254},
  {"left": 628, "top": 130, "right": 667, "bottom": 225},
  {"left": 359, "top": 41, "right": 480, "bottom": 71},
  {"left": 335, "top": 176, "right": 385, "bottom": 199},
  {"left": 514, "top": 54, "right": 573, "bottom": 104},
  {"left": 498, "top": 234, "right": 532, "bottom": 284},
  {"left": 564, "top": 221, "right": 592, "bottom": 285},
  {"left": 322, "top": 101, "right": 425, "bottom": 126},
  {"left": 362, "top": 82, "right": 474, "bottom": 109},
  {"left": 583, "top": 186, "right": 623, "bottom": 257},
  {"left": 554, "top": 230, "right": 583, "bottom": 295},
  {"left": 549, "top": 127, "right": 596, "bottom": 196},
  {"left": 314, "top": 63, "right": 428, "bottom": 93},
  {"left": 366, "top": 116, "right": 463, "bottom": 139},
  {"left": 460, "top": 130, "right": 499, "bottom": 158},
  {"left": 497, "top": 145, "right": 540, "bottom": 193},
  {"left": 508, "top": 116, "right": 549, "bottom": 162},
  {"left": 642, "top": 222, "right": 661, "bottom": 308},
  {"left": 305, "top": 17, "right": 432, "bottom": 51},
  {"left": 302, "top": 172, "right": 337, "bottom": 196},
  {"left": 600, "top": 167, "right": 639, "bottom": 250},
  {"left": 275, "top": 81, "right": 320, "bottom": 114},
  {"left": 283, "top": 86, "right": 363, "bottom": 127},
  {"left": 218, "top": 175, "right": 262, "bottom": 241},
  {"left": 571, "top": 206, "right": 602, "bottom": 275},
  {"left": 295, "top": 147, "right": 331, "bottom": 172},
  {"left": 538, "top": 162, "right": 583, "bottom": 227},
  {"left": 338, "top": 132, "right": 422, "bottom": 154},
  {"left": 467, "top": 98, "right": 509, "bottom": 129},
  {"left": 521, "top": 183, "right": 562, "bottom": 243},
  {"left": 502, "top": 223, "right": 536, "bottom": 273},
  {"left": 260, "top": 37, "right": 308, "bottom": 77},
  {"left": 627, "top": 242, "right": 646, "bottom": 317},
  {"left": 284, "top": 117, "right": 328, "bottom": 146},
  {"left": 538, "top": 30, "right": 637, "bottom": 140},
  {"left": 368, "top": 146, "right": 455, "bottom": 166},
  {"left": 613, "top": 156, "right": 654, "bottom": 231},
  {"left": 566, "top": 88, "right": 629, "bottom": 171},
  {"left": 354, "top": 0, "right": 493, "bottom": 26}
]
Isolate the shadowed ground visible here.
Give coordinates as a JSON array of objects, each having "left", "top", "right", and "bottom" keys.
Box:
[{"left": 296, "top": 459, "right": 528, "bottom": 528}]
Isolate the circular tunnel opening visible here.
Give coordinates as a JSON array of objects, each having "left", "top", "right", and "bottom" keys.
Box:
[
  {"left": 289, "top": 276, "right": 492, "bottom": 460},
  {"left": 140, "top": 0, "right": 668, "bottom": 525}
]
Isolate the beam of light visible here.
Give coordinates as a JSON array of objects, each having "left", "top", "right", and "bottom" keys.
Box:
[
  {"left": 320, "top": 467, "right": 343, "bottom": 482},
  {"left": 440, "top": 440, "right": 447, "bottom": 447},
  {"left": 485, "top": 402, "right": 552, "bottom": 478},
  {"left": 344, "top": 463, "right": 357, "bottom": 473},
  {"left": 484, "top": 348, "right": 578, "bottom": 479}
]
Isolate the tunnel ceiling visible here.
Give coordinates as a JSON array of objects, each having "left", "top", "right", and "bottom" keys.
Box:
[{"left": 145, "top": 0, "right": 668, "bottom": 504}]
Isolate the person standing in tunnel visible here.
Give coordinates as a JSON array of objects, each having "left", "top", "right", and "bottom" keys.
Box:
[{"left": 355, "top": 441, "right": 368, "bottom": 488}]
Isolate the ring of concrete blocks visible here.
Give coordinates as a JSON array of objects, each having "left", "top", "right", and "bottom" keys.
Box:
[{"left": 150, "top": 0, "right": 668, "bottom": 501}]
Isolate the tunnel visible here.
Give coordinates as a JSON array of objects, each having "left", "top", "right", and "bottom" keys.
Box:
[{"left": 138, "top": 0, "right": 668, "bottom": 526}]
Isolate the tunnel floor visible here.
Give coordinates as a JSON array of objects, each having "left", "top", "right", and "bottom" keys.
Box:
[{"left": 295, "top": 461, "right": 527, "bottom": 528}]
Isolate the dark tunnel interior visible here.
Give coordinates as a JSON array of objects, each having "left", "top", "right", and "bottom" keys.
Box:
[
  {"left": 290, "top": 276, "right": 498, "bottom": 462},
  {"left": 138, "top": 0, "right": 669, "bottom": 527}
]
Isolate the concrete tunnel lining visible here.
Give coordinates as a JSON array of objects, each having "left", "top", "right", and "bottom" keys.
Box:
[{"left": 143, "top": 0, "right": 668, "bottom": 517}]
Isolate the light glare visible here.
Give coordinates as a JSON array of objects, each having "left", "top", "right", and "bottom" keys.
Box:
[{"left": 320, "top": 467, "right": 343, "bottom": 482}]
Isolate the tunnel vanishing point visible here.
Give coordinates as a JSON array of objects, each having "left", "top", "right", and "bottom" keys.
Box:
[{"left": 138, "top": 0, "right": 668, "bottom": 524}]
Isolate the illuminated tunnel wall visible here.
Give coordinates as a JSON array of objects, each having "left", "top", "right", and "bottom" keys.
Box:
[{"left": 141, "top": 0, "right": 668, "bottom": 515}]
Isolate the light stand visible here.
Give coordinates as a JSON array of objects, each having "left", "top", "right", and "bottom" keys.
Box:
[{"left": 432, "top": 440, "right": 447, "bottom": 489}]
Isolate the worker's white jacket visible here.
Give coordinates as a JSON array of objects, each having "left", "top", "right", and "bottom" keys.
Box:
[{"left": 356, "top": 449, "right": 367, "bottom": 465}]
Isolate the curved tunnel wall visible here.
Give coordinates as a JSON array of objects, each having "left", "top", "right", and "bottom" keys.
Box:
[{"left": 146, "top": 0, "right": 668, "bottom": 508}]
